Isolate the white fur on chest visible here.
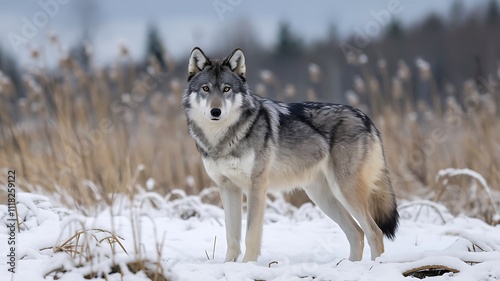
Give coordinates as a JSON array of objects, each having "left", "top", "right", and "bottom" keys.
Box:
[{"left": 202, "top": 150, "right": 256, "bottom": 188}]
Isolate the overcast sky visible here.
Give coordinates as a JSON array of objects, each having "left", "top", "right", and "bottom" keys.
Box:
[{"left": 0, "top": 0, "right": 490, "bottom": 66}]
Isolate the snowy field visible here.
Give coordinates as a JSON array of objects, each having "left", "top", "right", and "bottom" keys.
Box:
[{"left": 1, "top": 189, "right": 500, "bottom": 281}]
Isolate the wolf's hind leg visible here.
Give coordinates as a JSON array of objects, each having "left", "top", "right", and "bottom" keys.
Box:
[
  {"left": 220, "top": 182, "right": 242, "bottom": 262},
  {"left": 304, "top": 180, "right": 364, "bottom": 261},
  {"left": 328, "top": 136, "right": 386, "bottom": 260},
  {"left": 332, "top": 179, "right": 385, "bottom": 260}
]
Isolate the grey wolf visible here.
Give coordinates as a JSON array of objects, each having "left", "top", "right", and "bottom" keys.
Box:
[{"left": 182, "top": 47, "right": 399, "bottom": 262}]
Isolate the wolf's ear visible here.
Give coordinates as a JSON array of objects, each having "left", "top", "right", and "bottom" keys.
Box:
[
  {"left": 225, "top": 49, "right": 246, "bottom": 79},
  {"left": 188, "top": 47, "right": 209, "bottom": 78}
]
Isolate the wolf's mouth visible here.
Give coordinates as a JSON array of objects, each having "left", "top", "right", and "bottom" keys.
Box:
[{"left": 211, "top": 118, "right": 220, "bottom": 121}]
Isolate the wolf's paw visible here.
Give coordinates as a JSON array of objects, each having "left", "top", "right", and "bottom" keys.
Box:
[
  {"left": 224, "top": 247, "right": 241, "bottom": 262},
  {"left": 242, "top": 250, "right": 259, "bottom": 262}
]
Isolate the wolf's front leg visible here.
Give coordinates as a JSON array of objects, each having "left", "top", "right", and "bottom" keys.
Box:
[
  {"left": 220, "top": 183, "right": 243, "bottom": 262},
  {"left": 242, "top": 178, "right": 268, "bottom": 262}
]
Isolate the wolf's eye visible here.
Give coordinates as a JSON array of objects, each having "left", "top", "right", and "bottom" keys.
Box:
[
  {"left": 202, "top": 86, "right": 209, "bottom": 92},
  {"left": 223, "top": 86, "right": 231, "bottom": 93}
]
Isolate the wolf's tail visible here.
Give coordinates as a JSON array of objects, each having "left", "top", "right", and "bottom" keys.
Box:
[{"left": 369, "top": 170, "right": 399, "bottom": 239}]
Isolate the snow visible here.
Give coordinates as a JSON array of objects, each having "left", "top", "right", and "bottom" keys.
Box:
[
  {"left": 437, "top": 168, "right": 500, "bottom": 217},
  {"left": 1, "top": 190, "right": 500, "bottom": 281}
]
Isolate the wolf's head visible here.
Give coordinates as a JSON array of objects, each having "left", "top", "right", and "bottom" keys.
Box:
[{"left": 183, "top": 47, "right": 249, "bottom": 123}]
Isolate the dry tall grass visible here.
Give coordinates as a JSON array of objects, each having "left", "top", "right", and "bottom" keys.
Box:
[{"left": 0, "top": 46, "right": 499, "bottom": 222}]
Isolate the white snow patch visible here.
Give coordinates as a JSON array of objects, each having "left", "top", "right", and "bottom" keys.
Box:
[{"left": 1, "top": 190, "right": 500, "bottom": 280}]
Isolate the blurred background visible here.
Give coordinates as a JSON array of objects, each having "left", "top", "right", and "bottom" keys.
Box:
[{"left": 0, "top": 0, "right": 499, "bottom": 222}]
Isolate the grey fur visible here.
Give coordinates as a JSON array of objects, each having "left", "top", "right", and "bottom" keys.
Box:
[{"left": 183, "top": 47, "right": 399, "bottom": 262}]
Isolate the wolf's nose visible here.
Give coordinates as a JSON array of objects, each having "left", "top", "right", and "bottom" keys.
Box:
[{"left": 210, "top": 108, "right": 221, "bottom": 117}]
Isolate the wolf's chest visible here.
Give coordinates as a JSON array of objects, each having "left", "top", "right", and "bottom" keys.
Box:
[{"left": 202, "top": 151, "right": 256, "bottom": 187}]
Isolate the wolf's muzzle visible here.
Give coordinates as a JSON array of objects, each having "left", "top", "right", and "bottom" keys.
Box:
[{"left": 210, "top": 108, "right": 222, "bottom": 119}]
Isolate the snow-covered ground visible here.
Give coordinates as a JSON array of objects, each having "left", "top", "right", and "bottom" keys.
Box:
[{"left": 1, "top": 190, "right": 500, "bottom": 281}]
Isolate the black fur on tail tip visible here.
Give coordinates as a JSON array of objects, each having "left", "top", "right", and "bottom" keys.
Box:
[{"left": 380, "top": 207, "right": 399, "bottom": 240}]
